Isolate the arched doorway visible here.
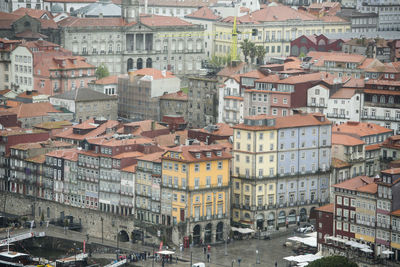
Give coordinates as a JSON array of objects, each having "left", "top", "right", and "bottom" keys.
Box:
[
  {"left": 193, "top": 225, "right": 201, "bottom": 245},
  {"left": 267, "top": 212, "right": 275, "bottom": 229},
  {"left": 256, "top": 213, "right": 264, "bottom": 230},
  {"left": 127, "top": 58, "right": 133, "bottom": 71},
  {"left": 288, "top": 210, "right": 296, "bottom": 225},
  {"left": 146, "top": 58, "right": 152, "bottom": 68},
  {"left": 204, "top": 223, "right": 212, "bottom": 244},
  {"left": 300, "top": 208, "right": 307, "bottom": 222},
  {"left": 310, "top": 207, "right": 317, "bottom": 220},
  {"left": 137, "top": 58, "right": 143, "bottom": 70},
  {"left": 278, "top": 210, "right": 286, "bottom": 227},
  {"left": 118, "top": 230, "right": 129, "bottom": 242},
  {"left": 216, "top": 222, "right": 223, "bottom": 241}
]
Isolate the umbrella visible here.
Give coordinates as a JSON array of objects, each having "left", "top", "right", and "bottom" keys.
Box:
[
  {"left": 382, "top": 250, "right": 394, "bottom": 255},
  {"left": 361, "top": 248, "right": 373, "bottom": 253},
  {"left": 156, "top": 250, "right": 175, "bottom": 255}
]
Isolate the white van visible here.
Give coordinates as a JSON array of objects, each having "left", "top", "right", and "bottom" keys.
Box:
[{"left": 192, "top": 263, "right": 205, "bottom": 267}]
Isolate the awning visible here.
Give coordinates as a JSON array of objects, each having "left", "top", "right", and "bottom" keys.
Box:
[
  {"left": 156, "top": 250, "right": 175, "bottom": 255},
  {"left": 287, "top": 236, "right": 317, "bottom": 248},
  {"left": 231, "top": 227, "right": 255, "bottom": 234},
  {"left": 283, "top": 254, "right": 322, "bottom": 263}
]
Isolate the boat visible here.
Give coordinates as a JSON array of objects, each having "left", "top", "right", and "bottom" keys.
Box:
[
  {"left": 53, "top": 253, "right": 88, "bottom": 267},
  {"left": 0, "top": 250, "right": 39, "bottom": 266}
]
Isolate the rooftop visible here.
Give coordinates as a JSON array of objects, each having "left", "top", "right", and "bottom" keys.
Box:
[
  {"left": 51, "top": 88, "right": 116, "bottom": 102},
  {"left": 8, "top": 102, "right": 61, "bottom": 118},
  {"left": 333, "top": 121, "right": 393, "bottom": 137},
  {"left": 332, "top": 133, "right": 365, "bottom": 146},
  {"left": 159, "top": 91, "right": 187, "bottom": 101},
  {"left": 185, "top": 6, "right": 220, "bottom": 21},
  {"left": 315, "top": 203, "right": 334, "bottom": 213},
  {"left": 130, "top": 68, "right": 176, "bottom": 80},
  {"left": 163, "top": 144, "right": 231, "bottom": 162},
  {"left": 332, "top": 175, "right": 375, "bottom": 191}
]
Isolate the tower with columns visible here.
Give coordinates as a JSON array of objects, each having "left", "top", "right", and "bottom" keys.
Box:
[{"left": 122, "top": 0, "right": 140, "bottom": 23}]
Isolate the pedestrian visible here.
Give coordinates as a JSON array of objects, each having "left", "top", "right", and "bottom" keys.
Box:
[
  {"left": 207, "top": 253, "right": 210, "bottom": 263},
  {"left": 275, "top": 261, "right": 278, "bottom": 267},
  {"left": 176, "top": 256, "right": 178, "bottom": 263},
  {"left": 207, "top": 244, "right": 211, "bottom": 252},
  {"left": 203, "top": 246, "right": 206, "bottom": 254}
]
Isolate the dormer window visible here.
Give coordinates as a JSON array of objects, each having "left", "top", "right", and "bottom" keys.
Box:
[
  {"left": 206, "top": 152, "right": 211, "bottom": 158},
  {"left": 216, "top": 151, "right": 222, "bottom": 156},
  {"left": 195, "top": 153, "right": 201, "bottom": 159}
]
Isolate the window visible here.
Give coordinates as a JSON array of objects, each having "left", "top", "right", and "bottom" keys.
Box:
[
  {"left": 206, "top": 176, "right": 211, "bottom": 187},
  {"left": 194, "top": 178, "right": 199, "bottom": 189},
  {"left": 217, "top": 161, "right": 223, "bottom": 169},
  {"left": 194, "top": 164, "right": 199, "bottom": 172},
  {"left": 206, "top": 163, "right": 211, "bottom": 170},
  {"left": 217, "top": 175, "right": 222, "bottom": 186}
]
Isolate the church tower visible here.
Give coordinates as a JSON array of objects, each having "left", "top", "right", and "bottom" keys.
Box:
[{"left": 122, "top": 0, "right": 140, "bottom": 23}]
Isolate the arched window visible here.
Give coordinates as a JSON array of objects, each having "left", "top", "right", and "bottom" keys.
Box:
[
  {"left": 137, "top": 58, "right": 143, "bottom": 70},
  {"left": 146, "top": 58, "right": 152, "bottom": 68},
  {"left": 372, "top": 95, "right": 377, "bottom": 103},
  {"left": 389, "top": 96, "right": 394, "bottom": 104},
  {"left": 24, "top": 21, "right": 31, "bottom": 28},
  {"left": 380, "top": 95, "right": 385, "bottom": 103},
  {"left": 127, "top": 58, "right": 133, "bottom": 71}
]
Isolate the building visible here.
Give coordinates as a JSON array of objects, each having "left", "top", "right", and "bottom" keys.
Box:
[
  {"left": 135, "top": 151, "right": 164, "bottom": 224},
  {"left": 343, "top": 38, "right": 393, "bottom": 63},
  {"left": 356, "top": 0, "right": 400, "bottom": 31},
  {"left": 326, "top": 88, "right": 363, "bottom": 124},
  {"left": 336, "top": 9, "right": 379, "bottom": 33},
  {"left": 54, "top": 118, "right": 120, "bottom": 147},
  {"left": 161, "top": 144, "right": 231, "bottom": 245},
  {"left": 0, "top": 10, "right": 59, "bottom": 43},
  {"left": 8, "top": 140, "right": 74, "bottom": 198},
  {"left": 184, "top": 6, "right": 221, "bottom": 58},
  {"left": 45, "top": 148, "right": 80, "bottom": 206},
  {"left": 0, "top": 38, "right": 21, "bottom": 91},
  {"left": 118, "top": 68, "right": 180, "bottom": 121},
  {"left": 332, "top": 133, "right": 365, "bottom": 180},
  {"left": 7, "top": 102, "right": 73, "bottom": 128},
  {"left": 315, "top": 203, "right": 334, "bottom": 251},
  {"left": 187, "top": 76, "right": 219, "bottom": 129},
  {"left": 391, "top": 209, "right": 400, "bottom": 261},
  {"left": 7, "top": 0, "right": 43, "bottom": 11},
  {"left": 214, "top": 3, "right": 350, "bottom": 60},
  {"left": 381, "top": 135, "right": 400, "bottom": 170},
  {"left": 88, "top": 75, "right": 119, "bottom": 96},
  {"left": 49, "top": 88, "right": 118, "bottom": 122},
  {"left": 188, "top": 123, "right": 233, "bottom": 145},
  {"left": 71, "top": 0, "right": 121, "bottom": 17},
  {"left": 333, "top": 121, "right": 393, "bottom": 177},
  {"left": 232, "top": 113, "right": 332, "bottom": 230},
  {"left": 290, "top": 34, "right": 345, "bottom": 57},
  {"left": 159, "top": 91, "right": 188, "bottom": 122},
  {"left": 58, "top": 1, "right": 207, "bottom": 77},
  {"left": 218, "top": 74, "right": 243, "bottom": 126}
]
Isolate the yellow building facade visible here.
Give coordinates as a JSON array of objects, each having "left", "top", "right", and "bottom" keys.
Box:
[
  {"left": 213, "top": 5, "right": 351, "bottom": 59},
  {"left": 161, "top": 145, "right": 231, "bottom": 244},
  {"left": 354, "top": 191, "right": 377, "bottom": 243}
]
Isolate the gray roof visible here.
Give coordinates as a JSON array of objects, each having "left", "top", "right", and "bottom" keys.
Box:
[
  {"left": 72, "top": 1, "right": 121, "bottom": 17},
  {"left": 51, "top": 88, "right": 117, "bottom": 102},
  {"left": 51, "top": 3, "right": 64, "bottom": 13}
]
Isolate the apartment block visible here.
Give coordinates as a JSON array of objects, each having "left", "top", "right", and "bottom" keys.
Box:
[{"left": 232, "top": 113, "right": 331, "bottom": 230}]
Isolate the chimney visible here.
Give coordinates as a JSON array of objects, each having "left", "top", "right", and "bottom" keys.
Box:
[
  {"left": 145, "top": 0, "right": 148, "bottom": 14},
  {"left": 161, "top": 70, "right": 166, "bottom": 78},
  {"left": 174, "top": 135, "right": 180, "bottom": 146},
  {"left": 99, "top": 13, "right": 103, "bottom": 18}
]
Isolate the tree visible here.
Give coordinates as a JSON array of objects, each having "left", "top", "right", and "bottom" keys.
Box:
[
  {"left": 240, "top": 39, "right": 253, "bottom": 63},
  {"left": 249, "top": 42, "right": 257, "bottom": 63},
  {"left": 307, "top": 256, "right": 358, "bottom": 267},
  {"left": 95, "top": 64, "right": 109, "bottom": 80},
  {"left": 255, "top": 45, "right": 266, "bottom": 65}
]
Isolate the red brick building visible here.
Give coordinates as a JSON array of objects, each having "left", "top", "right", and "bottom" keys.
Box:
[
  {"left": 316, "top": 203, "right": 334, "bottom": 250},
  {"left": 290, "top": 34, "right": 345, "bottom": 57}
]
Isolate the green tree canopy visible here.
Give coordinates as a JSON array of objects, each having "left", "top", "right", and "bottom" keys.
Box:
[
  {"left": 307, "top": 256, "right": 358, "bottom": 267},
  {"left": 95, "top": 64, "right": 110, "bottom": 80},
  {"left": 255, "top": 45, "right": 266, "bottom": 65},
  {"left": 240, "top": 39, "right": 253, "bottom": 63},
  {"left": 249, "top": 42, "right": 257, "bottom": 63}
]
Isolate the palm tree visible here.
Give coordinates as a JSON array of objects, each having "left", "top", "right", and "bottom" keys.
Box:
[
  {"left": 240, "top": 39, "right": 252, "bottom": 63},
  {"left": 249, "top": 42, "right": 256, "bottom": 63},
  {"left": 255, "top": 45, "right": 266, "bottom": 65}
]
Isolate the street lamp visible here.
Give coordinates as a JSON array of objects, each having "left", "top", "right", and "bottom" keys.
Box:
[{"left": 100, "top": 217, "right": 104, "bottom": 244}]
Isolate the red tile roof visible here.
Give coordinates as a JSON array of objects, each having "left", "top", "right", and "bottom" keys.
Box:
[
  {"left": 13, "top": 7, "right": 53, "bottom": 19},
  {"left": 234, "top": 113, "right": 331, "bottom": 131},
  {"left": 162, "top": 144, "right": 231, "bottom": 163},
  {"left": 381, "top": 168, "right": 400, "bottom": 175},
  {"left": 241, "top": 70, "right": 266, "bottom": 79},
  {"left": 185, "top": 6, "right": 220, "bottom": 21},
  {"left": 307, "top": 51, "right": 366, "bottom": 65},
  {"left": 222, "top": 4, "right": 317, "bottom": 24},
  {"left": 217, "top": 62, "right": 247, "bottom": 78},
  {"left": 140, "top": 14, "right": 194, "bottom": 27},
  {"left": 330, "top": 88, "right": 356, "bottom": 99},
  {"left": 154, "top": 131, "right": 188, "bottom": 147},
  {"left": 391, "top": 209, "right": 400, "bottom": 217},
  {"left": 332, "top": 133, "right": 364, "bottom": 146},
  {"left": 332, "top": 175, "right": 375, "bottom": 191},
  {"left": 58, "top": 17, "right": 127, "bottom": 28},
  {"left": 315, "top": 203, "right": 334, "bottom": 213},
  {"left": 365, "top": 79, "right": 400, "bottom": 87},
  {"left": 46, "top": 148, "right": 79, "bottom": 161},
  {"left": 357, "top": 183, "right": 377, "bottom": 194},
  {"left": 131, "top": 68, "right": 176, "bottom": 80},
  {"left": 365, "top": 144, "right": 381, "bottom": 151},
  {"left": 333, "top": 121, "right": 393, "bottom": 137},
  {"left": 8, "top": 102, "right": 61, "bottom": 118},
  {"left": 93, "top": 75, "right": 119, "bottom": 85},
  {"left": 343, "top": 78, "right": 365, "bottom": 88},
  {"left": 196, "top": 123, "right": 233, "bottom": 137},
  {"left": 112, "top": 151, "right": 144, "bottom": 159},
  {"left": 87, "top": 136, "right": 153, "bottom": 147},
  {"left": 137, "top": 151, "right": 164, "bottom": 163},
  {"left": 121, "top": 164, "right": 137, "bottom": 173},
  {"left": 160, "top": 91, "right": 187, "bottom": 101}
]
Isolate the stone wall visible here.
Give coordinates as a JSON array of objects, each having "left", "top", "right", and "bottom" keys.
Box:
[{"left": 0, "top": 192, "right": 135, "bottom": 242}]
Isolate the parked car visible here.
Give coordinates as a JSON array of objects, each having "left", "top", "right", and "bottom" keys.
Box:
[{"left": 297, "top": 224, "right": 314, "bottom": 233}]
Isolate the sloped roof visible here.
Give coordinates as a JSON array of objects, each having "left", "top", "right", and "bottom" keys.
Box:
[
  {"left": 332, "top": 157, "right": 351, "bottom": 168},
  {"left": 332, "top": 175, "right": 375, "bottom": 191},
  {"left": 72, "top": 1, "right": 121, "bottom": 17},
  {"left": 94, "top": 75, "right": 119, "bottom": 85},
  {"left": 131, "top": 68, "right": 176, "bottom": 80},
  {"left": 58, "top": 16, "right": 126, "bottom": 28},
  {"left": 332, "top": 133, "right": 364, "bottom": 146},
  {"left": 137, "top": 151, "right": 164, "bottom": 163},
  {"left": 51, "top": 88, "right": 117, "bottom": 102},
  {"left": 185, "top": 6, "right": 220, "bottom": 21},
  {"left": 333, "top": 121, "right": 393, "bottom": 137},
  {"left": 46, "top": 148, "right": 80, "bottom": 161},
  {"left": 330, "top": 88, "right": 356, "bottom": 99},
  {"left": 13, "top": 7, "right": 53, "bottom": 19},
  {"left": 163, "top": 144, "right": 231, "bottom": 163},
  {"left": 8, "top": 102, "right": 61, "bottom": 118},
  {"left": 315, "top": 203, "right": 334, "bottom": 213},
  {"left": 140, "top": 14, "right": 194, "bottom": 27},
  {"left": 217, "top": 62, "right": 247, "bottom": 78},
  {"left": 160, "top": 91, "right": 187, "bottom": 101}
]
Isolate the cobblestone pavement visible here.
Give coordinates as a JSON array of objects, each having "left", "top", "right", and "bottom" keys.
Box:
[{"left": 8, "top": 225, "right": 299, "bottom": 267}]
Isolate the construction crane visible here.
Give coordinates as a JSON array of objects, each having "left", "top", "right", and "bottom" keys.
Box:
[{"left": 230, "top": 16, "right": 239, "bottom": 61}]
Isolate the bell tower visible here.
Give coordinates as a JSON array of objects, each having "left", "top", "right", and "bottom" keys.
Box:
[{"left": 122, "top": 0, "right": 140, "bottom": 23}]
